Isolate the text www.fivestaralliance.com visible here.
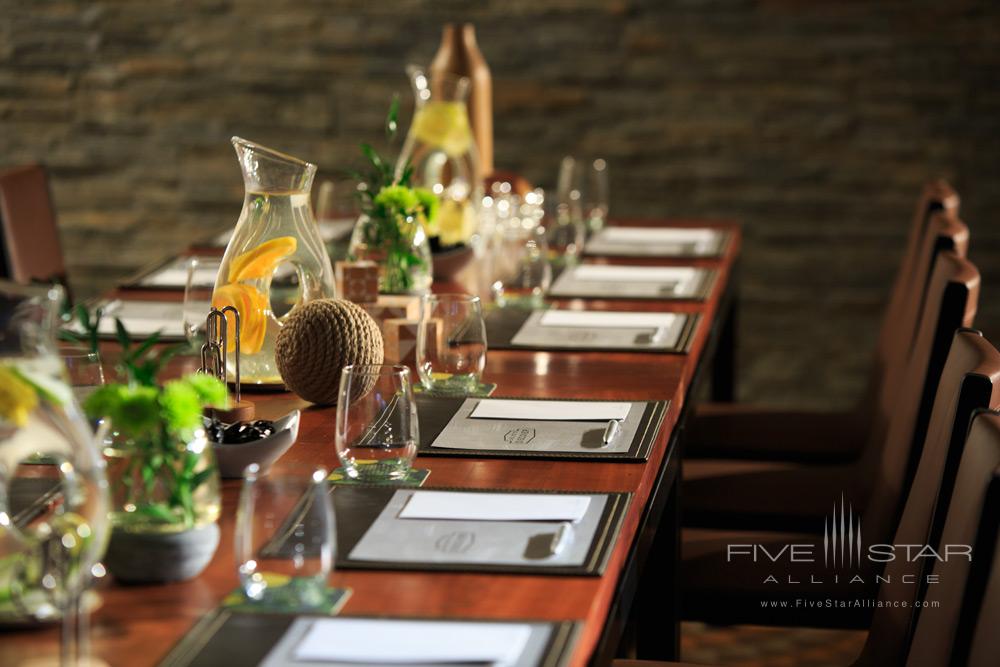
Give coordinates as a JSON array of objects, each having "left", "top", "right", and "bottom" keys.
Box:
[{"left": 760, "top": 599, "right": 941, "bottom": 609}]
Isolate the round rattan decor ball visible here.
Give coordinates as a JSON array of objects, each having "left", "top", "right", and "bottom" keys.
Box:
[{"left": 275, "top": 299, "right": 384, "bottom": 405}]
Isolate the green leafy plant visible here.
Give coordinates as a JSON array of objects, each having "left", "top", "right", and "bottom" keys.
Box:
[
  {"left": 349, "top": 98, "right": 438, "bottom": 293},
  {"left": 79, "top": 320, "right": 228, "bottom": 530}
]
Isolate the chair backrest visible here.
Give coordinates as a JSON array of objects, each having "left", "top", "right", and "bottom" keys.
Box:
[
  {"left": 875, "top": 181, "right": 961, "bottom": 369},
  {"left": 868, "top": 212, "right": 969, "bottom": 448},
  {"left": 861, "top": 184, "right": 962, "bottom": 434},
  {"left": 902, "top": 410, "right": 1000, "bottom": 666},
  {"left": 858, "top": 249, "right": 979, "bottom": 544},
  {"left": 857, "top": 332, "right": 1000, "bottom": 666},
  {"left": 0, "top": 164, "right": 67, "bottom": 286},
  {"left": 962, "top": 424, "right": 1000, "bottom": 667}
]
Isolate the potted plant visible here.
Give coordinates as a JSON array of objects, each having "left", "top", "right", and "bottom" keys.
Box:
[{"left": 80, "top": 320, "right": 228, "bottom": 584}]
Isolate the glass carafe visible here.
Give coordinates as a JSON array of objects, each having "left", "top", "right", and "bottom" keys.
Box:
[
  {"left": 396, "top": 66, "right": 484, "bottom": 252},
  {"left": 0, "top": 281, "right": 110, "bottom": 663},
  {"left": 213, "top": 137, "right": 337, "bottom": 386}
]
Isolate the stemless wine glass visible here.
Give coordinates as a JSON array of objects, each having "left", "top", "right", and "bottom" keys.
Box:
[
  {"left": 335, "top": 365, "right": 418, "bottom": 481},
  {"left": 182, "top": 257, "right": 217, "bottom": 346},
  {"left": 235, "top": 463, "right": 335, "bottom": 611},
  {"left": 0, "top": 281, "right": 111, "bottom": 666},
  {"left": 416, "top": 294, "right": 487, "bottom": 394},
  {"left": 488, "top": 225, "right": 552, "bottom": 308}
]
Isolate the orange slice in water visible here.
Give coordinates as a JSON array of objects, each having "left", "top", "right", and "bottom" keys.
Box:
[
  {"left": 228, "top": 236, "right": 297, "bottom": 283},
  {"left": 211, "top": 283, "right": 268, "bottom": 354}
]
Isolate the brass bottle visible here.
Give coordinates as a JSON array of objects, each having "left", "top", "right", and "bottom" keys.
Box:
[{"left": 429, "top": 23, "right": 493, "bottom": 178}]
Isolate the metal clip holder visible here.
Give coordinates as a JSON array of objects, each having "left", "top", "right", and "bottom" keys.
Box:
[{"left": 200, "top": 306, "right": 254, "bottom": 422}]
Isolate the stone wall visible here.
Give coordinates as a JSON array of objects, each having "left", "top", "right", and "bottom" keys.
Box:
[{"left": 3, "top": 0, "right": 999, "bottom": 406}]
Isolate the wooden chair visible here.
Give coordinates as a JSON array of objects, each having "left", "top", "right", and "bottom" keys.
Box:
[
  {"left": 680, "top": 255, "right": 985, "bottom": 628},
  {"left": 687, "top": 181, "right": 961, "bottom": 463},
  {"left": 683, "top": 233, "right": 978, "bottom": 533},
  {"left": 619, "top": 343, "right": 1000, "bottom": 665},
  {"left": 0, "top": 164, "right": 68, "bottom": 289}
]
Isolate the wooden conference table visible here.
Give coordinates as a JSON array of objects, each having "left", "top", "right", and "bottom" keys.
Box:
[{"left": 1, "top": 219, "right": 740, "bottom": 667}]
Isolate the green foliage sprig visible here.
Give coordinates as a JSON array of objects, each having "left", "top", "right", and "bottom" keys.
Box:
[{"left": 349, "top": 98, "right": 438, "bottom": 293}]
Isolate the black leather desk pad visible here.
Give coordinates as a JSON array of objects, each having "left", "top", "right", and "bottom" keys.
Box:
[
  {"left": 415, "top": 395, "right": 667, "bottom": 461},
  {"left": 158, "top": 610, "right": 582, "bottom": 667},
  {"left": 484, "top": 307, "right": 698, "bottom": 354}
]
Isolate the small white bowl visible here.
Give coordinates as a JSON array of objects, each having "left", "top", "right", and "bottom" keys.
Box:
[{"left": 212, "top": 410, "right": 300, "bottom": 478}]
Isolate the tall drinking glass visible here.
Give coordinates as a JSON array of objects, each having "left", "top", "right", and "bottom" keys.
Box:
[
  {"left": 417, "top": 294, "right": 487, "bottom": 394},
  {"left": 557, "top": 155, "right": 609, "bottom": 235},
  {"left": 60, "top": 351, "right": 105, "bottom": 405},
  {"left": 182, "top": 257, "right": 216, "bottom": 347},
  {"left": 0, "top": 281, "right": 111, "bottom": 666},
  {"left": 335, "top": 365, "right": 418, "bottom": 481},
  {"left": 235, "top": 463, "right": 335, "bottom": 611},
  {"left": 488, "top": 225, "right": 551, "bottom": 308}
]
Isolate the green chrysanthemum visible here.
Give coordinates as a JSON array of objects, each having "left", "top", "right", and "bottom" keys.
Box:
[
  {"left": 374, "top": 185, "right": 419, "bottom": 215},
  {"left": 159, "top": 380, "right": 204, "bottom": 436},
  {"left": 181, "top": 373, "right": 228, "bottom": 410}
]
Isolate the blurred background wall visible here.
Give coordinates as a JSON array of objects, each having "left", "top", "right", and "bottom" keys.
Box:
[{"left": 2, "top": 0, "right": 998, "bottom": 406}]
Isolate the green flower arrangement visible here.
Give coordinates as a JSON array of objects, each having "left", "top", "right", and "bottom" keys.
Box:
[
  {"left": 350, "top": 99, "right": 438, "bottom": 293},
  {"left": 69, "top": 312, "right": 228, "bottom": 530}
]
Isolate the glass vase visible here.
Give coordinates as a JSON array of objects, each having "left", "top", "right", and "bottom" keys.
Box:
[
  {"left": 347, "top": 212, "right": 433, "bottom": 294},
  {"left": 103, "top": 429, "right": 220, "bottom": 534},
  {"left": 396, "top": 65, "right": 484, "bottom": 252},
  {"left": 212, "top": 137, "right": 337, "bottom": 386}
]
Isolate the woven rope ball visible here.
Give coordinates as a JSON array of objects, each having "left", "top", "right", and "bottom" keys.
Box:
[{"left": 275, "top": 299, "right": 384, "bottom": 405}]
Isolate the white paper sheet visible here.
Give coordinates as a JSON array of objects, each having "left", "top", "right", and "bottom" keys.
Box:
[
  {"left": 141, "top": 264, "right": 219, "bottom": 288},
  {"left": 399, "top": 491, "right": 591, "bottom": 522},
  {"left": 294, "top": 618, "right": 532, "bottom": 664},
  {"left": 85, "top": 300, "right": 186, "bottom": 338},
  {"left": 599, "top": 227, "right": 720, "bottom": 243},
  {"left": 470, "top": 399, "right": 631, "bottom": 422},
  {"left": 571, "top": 264, "right": 697, "bottom": 283},
  {"left": 540, "top": 310, "right": 680, "bottom": 329}
]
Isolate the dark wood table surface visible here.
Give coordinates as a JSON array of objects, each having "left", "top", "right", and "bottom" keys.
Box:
[{"left": 0, "top": 219, "right": 740, "bottom": 667}]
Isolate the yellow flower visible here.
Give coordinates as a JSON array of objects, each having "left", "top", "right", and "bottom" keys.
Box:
[
  {"left": 0, "top": 366, "right": 39, "bottom": 427},
  {"left": 437, "top": 199, "right": 478, "bottom": 246}
]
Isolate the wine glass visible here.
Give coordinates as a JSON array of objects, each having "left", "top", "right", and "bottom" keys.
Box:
[
  {"left": 335, "top": 365, "right": 418, "bottom": 481},
  {"left": 182, "top": 257, "right": 216, "bottom": 347},
  {"left": 0, "top": 281, "right": 111, "bottom": 666},
  {"left": 557, "top": 155, "right": 609, "bottom": 235},
  {"left": 416, "top": 294, "right": 487, "bottom": 394},
  {"left": 235, "top": 463, "right": 335, "bottom": 610},
  {"left": 488, "top": 225, "right": 552, "bottom": 308}
]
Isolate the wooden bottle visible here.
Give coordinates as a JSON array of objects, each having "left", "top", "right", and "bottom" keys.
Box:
[{"left": 429, "top": 23, "right": 494, "bottom": 178}]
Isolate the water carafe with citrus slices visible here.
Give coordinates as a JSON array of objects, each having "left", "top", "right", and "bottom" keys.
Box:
[
  {"left": 396, "top": 65, "right": 483, "bottom": 251},
  {"left": 213, "top": 137, "right": 336, "bottom": 386}
]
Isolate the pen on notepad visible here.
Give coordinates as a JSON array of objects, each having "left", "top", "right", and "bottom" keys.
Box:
[
  {"left": 549, "top": 523, "right": 574, "bottom": 556},
  {"left": 602, "top": 419, "right": 622, "bottom": 446}
]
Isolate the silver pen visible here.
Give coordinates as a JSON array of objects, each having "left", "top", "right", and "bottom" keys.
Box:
[
  {"left": 548, "top": 522, "right": 574, "bottom": 556},
  {"left": 602, "top": 419, "right": 622, "bottom": 446}
]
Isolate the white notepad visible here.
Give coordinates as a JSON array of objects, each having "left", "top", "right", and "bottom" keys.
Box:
[
  {"left": 140, "top": 262, "right": 219, "bottom": 288},
  {"left": 87, "top": 300, "right": 186, "bottom": 338},
  {"left": 399, "top": 491, "right": 591, "bottom": 522},
  {"left": 599, "top": 227, "right": 720, "bottom": 244},
  {"left": 540, "top": 310, "right": 680, "bottom": 329},
  {"left": 470, "top": 399, "right": 631, "bottom": 422},
  {"left": 294, "top": 618, "right": 532, "bottom": 664},
  {"left": 571, "top": 264, "right": 697, "bottom": 283}
]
